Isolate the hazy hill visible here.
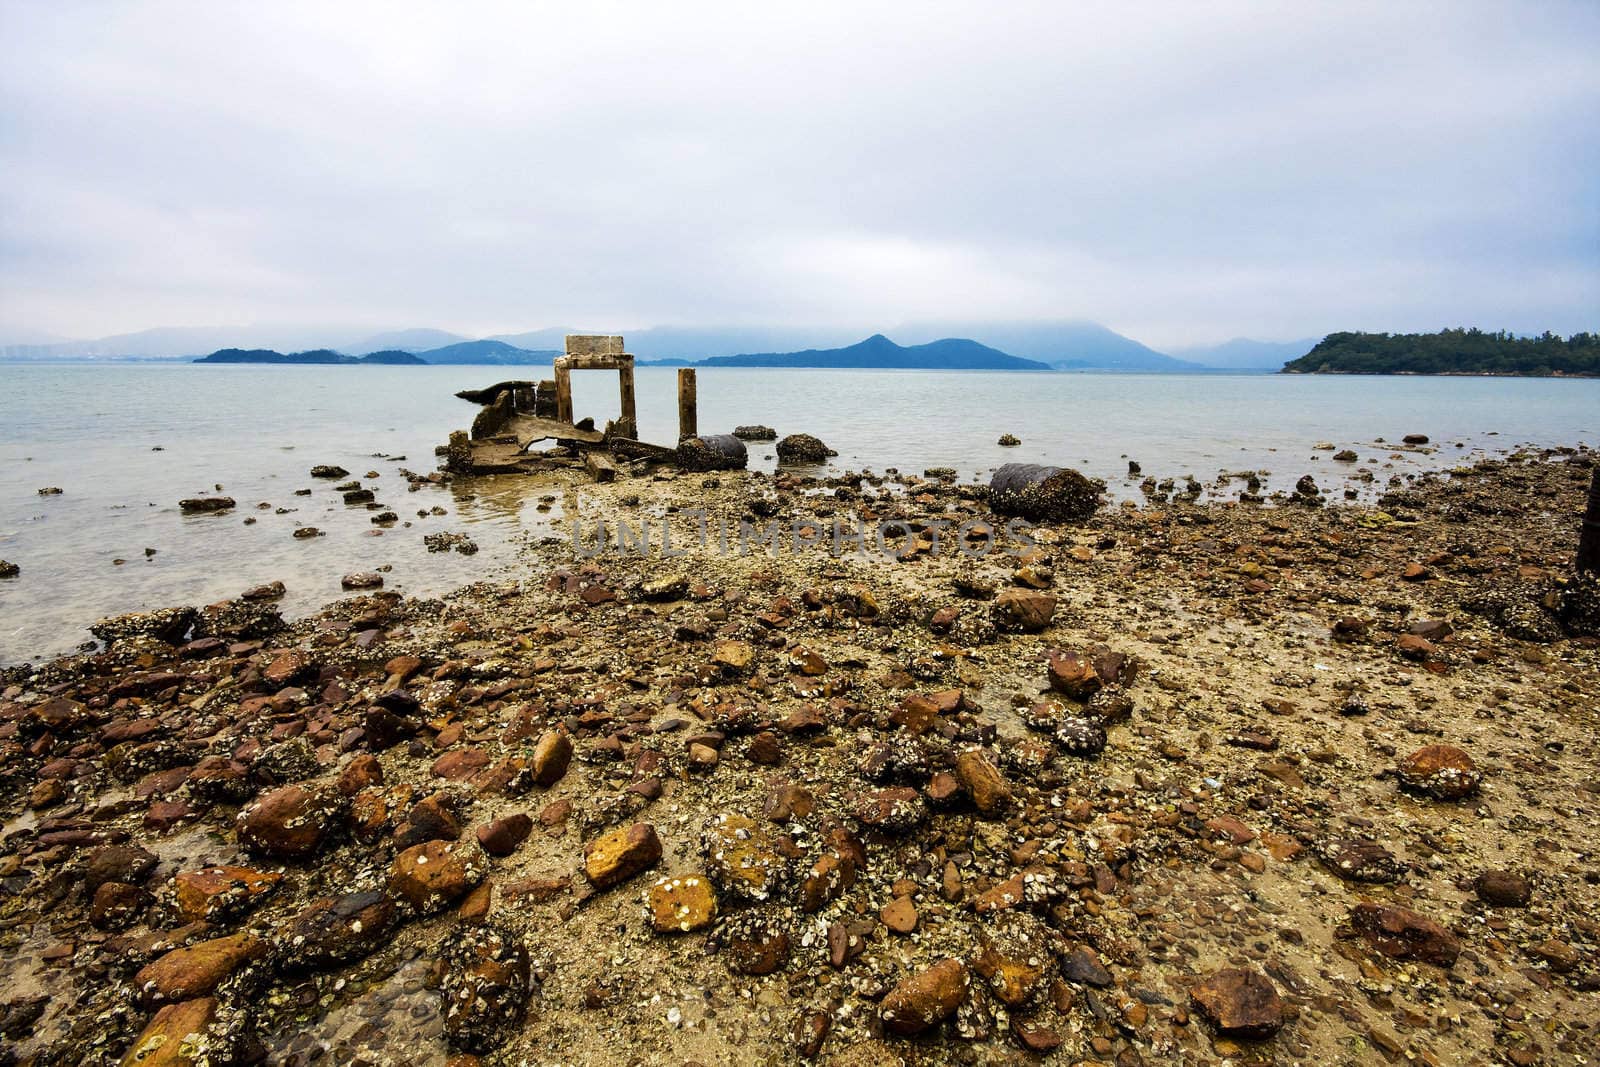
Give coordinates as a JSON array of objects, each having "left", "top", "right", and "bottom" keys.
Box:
[
  {"left": 355, "top": 327, "right": 470, "bottom": 353},
  {"left": 417, "top": 339, "right": 561, "bottom": 365},
  {"left": 5, "top": 326, "right": 381, "bottom": 360},
  {"left": 699, "top": 334, "right": 1049, "bottom": 370},
  {"left": 1283, "top": 329, "right": 1600, "bottom": 376},
  {"left": 1165, "top": 337, "right": 1317, "bottom": 370},
  {"left": 490, "top": 326, "right": 866, "bottom": 361},
  {"left": 891, "top": 319, "right": 1204, "bottom": 371}
]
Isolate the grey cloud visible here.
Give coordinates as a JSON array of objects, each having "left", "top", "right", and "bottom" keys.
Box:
[{"left": 1, "top": 0, "right": 1595, "bottom": 349}]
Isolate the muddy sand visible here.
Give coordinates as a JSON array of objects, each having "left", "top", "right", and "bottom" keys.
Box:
[{"left": 2, "top": 445, "right": 1598, "bottom": 1066}]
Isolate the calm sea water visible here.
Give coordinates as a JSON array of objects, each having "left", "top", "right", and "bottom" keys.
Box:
[{"left": 2, "top": 363, "right": 1597, "bottom": 665}]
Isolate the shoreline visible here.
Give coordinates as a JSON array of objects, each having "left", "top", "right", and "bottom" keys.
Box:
[{"left": 1, "top": 447, "right": 1598, "bottom": 1064}]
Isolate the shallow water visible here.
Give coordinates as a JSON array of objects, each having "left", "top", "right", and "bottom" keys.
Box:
[{"left": 2, "top": 363, "right": 1596, "bottom": 665}]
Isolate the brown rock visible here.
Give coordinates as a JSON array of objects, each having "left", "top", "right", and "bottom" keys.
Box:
[
  {"left": 880, "top": 959, "right": 970, "bottom": 1036},
  {"left": 336, "top": 754, "right": 384, "bottom": 794},
  {"left": 954, "top": 749, "right": 1013, "bottom": 816},
  {"left": 235, "top": 785, "right": 343, "bottom": 859},
  {"left": 84, "top": 844, "right": 159, "bottom": 892},
  {"left": 726, "top": 911, "right": 792, "bottom": 975},
  {"left": 440, "top": 924, "right": 530, "bottom": 1053},
  {"left": 1189, "top": 967, "right": 1285, "bottom": 1038},
  {"left": 91, "top": 881, "right": 144, "bottom": 929},
  {"left": 1349, "top": 902, "right": 1461, "bottom": 967},
  {"left": 881, "top": 895, "right": 918, "bottom": 934},
  {"left": 1317, "top": 838, "right": 1407, "bottom": 883},
  {"left": 712, "top": 639, "right": 754, "bottom": 672},
  {"left": 282, "top": 891, "right": 396, "bottom": 968},
  {"left": 389, "top": 838, "right": 488, "bottom": 914},
  {"left": 974, "top": 872, "right": 1027, "bottom": 914},
  {"left": 134, "top": 933, "right": 266, "bottom": 1006},
  {"left": 647, "top": 873, "right": 718, "bottom": 933},
  {"left": 974, "top": 913, "right": 1054, "bottom": 1007},
  {"left": 395, "top": 792, "right": 462, "bottom": 847},
  {"left": 746, "top": 731, "right": 783, "bottom": 765},
  {"left": 798, "top": 852, "right": 856, "bottom": 913},
  {"left": 793, "top": 1008, "right": 832, "bottom": 1060},
  {"left": 476, "top": 813, "right": 533, "bottom": 857},
  {"left": 262, "top": 650, "right": 310, "bottom": 687},
  {"left": 583, "top": 823, "right": 662, "bottom": 889},
  {"left": 531, "top": 730, "right": 573, "bottom": 787},
  {"left": 432, "top": 747, "right": 491, "bottom": 780},
  {"left": 1474, "top": 870, "right": 1531, "bottom": 907},
  {"left": 993, "top": 589, "right": 1058, "bottom": 633},
  {"left": 704, "top": 814, "right": 789, "bottom": 902},
  {"left": 1046, "top": 650, "right": 1103, "bottom": 699},
  {"left": 851, "top": 787, "right": 928, "bottom": 834},
  {"left": 1397, "top": 744, "right": 1481, "bottom": 800},
  {"left": 119, "top": 997, "right": 220, "bottom": 1066},
  {"left": 173, "top": 866, "right": 283, "bottom": 922},
  {"left": 1396, "top": 633, "right": 1438, "bottom": 661}
]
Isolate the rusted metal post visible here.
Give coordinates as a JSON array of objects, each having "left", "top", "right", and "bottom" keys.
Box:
[
  {"left": 1579, "top": 468, "right": 1600, "bottom": 575},
  {"left": 554, "top": 362, "right": 573, "bottom": 424},
  {"left": 677, "top": 368, "right": 697, "bottom": 441},
  {"left": 617, "top": 356, "right": 637, "bottom": 433}
]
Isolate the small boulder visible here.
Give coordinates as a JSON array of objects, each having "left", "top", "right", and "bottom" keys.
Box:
[
  {"left": 173, "top": 866, "right": 282, "bottom": 923},
  {"left": 179, "top": 497, "right": 235, "bottom": 514},
  {"left": 440, "top": 924, "right": 530, "bottom": 1053},
  {"left": 389, "top": 839, "right": 488, "bottom": 914},
  {"left": 584, "top": 823, "right": 662, "bottom": 889},
  {"left": 1474, "top": 870, "right": 1531, "bottom": 908},
  {"left": 775, "top": 433, "right": 836, "bottom": 464},
  {"left": 647, "top": 874, "right": 719, "bottom": 933},
  {"left": 1348, "top": 902, "right": 1460, "bottom": 967},
  {"left": 118, "top": 997, "right": 221, "bottom": 1067},
  {"left": 1397, "top": 744, "right": 1480, "bottom": 800},
  {"left": 992, "top": 589, "right": 1057, "bottom": 633},
  {"left": 236, "top": 785, "right": 344, "bottom": 860},
  {"left": 880, "top": 959, "right": 969, "bottom": 1036},
  {"left": 530, "top": 730, "right": 573, "bottom": 787},
  {"left": 281, "top": 891, "right": 396, "bottom": 969},
  {"left": 1189, "top": 967, "right": 1285, "bottom": 1038},
  {"left": 476, "top": 813, "right": 533, "bottom": 857},
  {"left": 953, "top": 750, "right": 1013, "bottom": 816},
  {"left": 134, "top": 933, "right": 266, "bottom": 1006}
]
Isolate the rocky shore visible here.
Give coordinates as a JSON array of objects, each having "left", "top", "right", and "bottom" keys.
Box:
[{"left": 2, "top": 446, "right": 1598, "bottom": 1066}]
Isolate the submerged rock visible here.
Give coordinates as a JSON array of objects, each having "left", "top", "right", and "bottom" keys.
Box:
[
  {"left": 178, "top": 497, "right": 235, "bottom": 514},
  {"left": 775, "top": 434, "right": 836, "bottom": 464}
]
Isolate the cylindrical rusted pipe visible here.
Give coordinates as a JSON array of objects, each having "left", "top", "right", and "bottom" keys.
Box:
[{"left": 1579, "top": 467, "right": 1600, "bottom": 575}]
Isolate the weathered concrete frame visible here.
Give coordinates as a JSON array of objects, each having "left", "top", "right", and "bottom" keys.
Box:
[{"left": 553, "top": 351, "right": 636, "bottom": 431}]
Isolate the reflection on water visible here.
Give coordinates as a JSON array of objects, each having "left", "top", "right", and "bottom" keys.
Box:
[{"left": 2, "top": 363, "right": 1596, "bottom": 665}]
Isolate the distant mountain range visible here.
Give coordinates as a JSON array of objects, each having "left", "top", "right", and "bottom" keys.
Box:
[
  {"left": 888, "top": 320, "right": 1203, "bottom": 371},
  {"left": 6, "top": 320, "right": 1320, "bottom": 371},
  {"left": 699, "top": 334, "right": 1048, "bottom": 370},
  {"left": 194, "top": 348, "right": 426, "bottom": 365},
  {"left": 1165, "top": 336, "right": 1318, "bottom": 370},
  {"left": 408, "top": 339, "right": 561, "bottom": 365},
  {"left": 192, "top": 340, "right": 558, "bottom": 366}
]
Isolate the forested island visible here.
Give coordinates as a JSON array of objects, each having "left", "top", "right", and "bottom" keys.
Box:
[{"left": 1282, "top": 328, "right": 1599, "bottom": 376}]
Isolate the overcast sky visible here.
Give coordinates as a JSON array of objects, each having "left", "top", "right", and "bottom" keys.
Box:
[{"left": 1, "top": 1, "right": 1596, "bottom": 348}]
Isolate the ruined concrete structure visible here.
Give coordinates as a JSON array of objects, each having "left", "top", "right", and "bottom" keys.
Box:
[{"left": 447, "top": 335, "right": 739, "bottom": 477}]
